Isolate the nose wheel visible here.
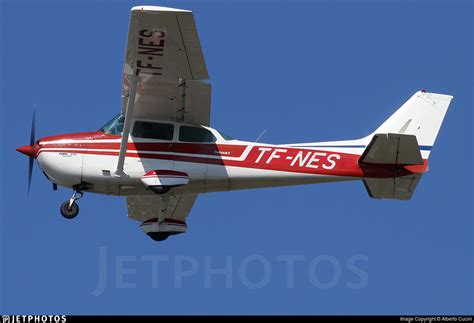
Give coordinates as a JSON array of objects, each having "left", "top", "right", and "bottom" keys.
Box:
[{"left": 60, "top": 190, "right": 83, "bottom": 219}]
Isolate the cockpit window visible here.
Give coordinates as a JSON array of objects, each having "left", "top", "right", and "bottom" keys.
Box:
[
  {"left": 98, "top": 114, "right": 124, "bottom": 135},
  {"left": 179, "top": 126, "right": 217, "bottom": 143},
  {"left": 132, "top": 121, "right": 174, "bottom": 141}
]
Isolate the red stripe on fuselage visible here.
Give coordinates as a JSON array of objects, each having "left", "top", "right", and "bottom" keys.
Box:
[
  {"left": 39, "top": 132, "right": 120, "bottom": 143},
  {"left": 37, "top": 139, "right": 428, "bottom": 178},
  {"left": 40, "top": 141, "right": 246, "bottom": 158}
]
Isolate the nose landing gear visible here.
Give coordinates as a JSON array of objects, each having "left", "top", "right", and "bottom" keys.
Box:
[{"left": 60, "top": 190, "right": 83, "bottom": 219}]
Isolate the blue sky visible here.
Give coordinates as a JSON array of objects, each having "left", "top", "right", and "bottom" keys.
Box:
[{"left": 1, "top": 0, "right": 472, "bottom": 315}]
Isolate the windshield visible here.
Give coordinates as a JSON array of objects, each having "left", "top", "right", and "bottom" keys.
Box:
[
  {"left": 98, "top": 113, "right": 124, "bottom": 135},
  {"left": 217, "top": 130, "right": 234, "bottom": 141}
]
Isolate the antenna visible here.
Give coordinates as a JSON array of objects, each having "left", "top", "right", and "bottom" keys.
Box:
[{"left": 255, "top": 129, "right": 268, "bottom": 142}]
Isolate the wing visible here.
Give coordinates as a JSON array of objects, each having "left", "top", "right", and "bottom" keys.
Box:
[
  {"left": 123, "top": 6, "right": 211, "bottom": 126},
  {"left": 127, "top": 194, "right": 197, "bottom": 222}
]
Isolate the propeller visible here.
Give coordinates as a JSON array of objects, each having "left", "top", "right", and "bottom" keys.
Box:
[
  {"left": 28, "top": 110, "right": 36, "bottom": 195},
  {"left": 16, "top": 110, "right": 37, "bottom": 196}
]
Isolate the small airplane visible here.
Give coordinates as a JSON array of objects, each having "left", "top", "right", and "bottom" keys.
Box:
[{"left": 16, "top": 6, "right": 453, "bottom": 242}]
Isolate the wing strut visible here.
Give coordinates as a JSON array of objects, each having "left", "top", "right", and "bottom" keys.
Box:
[{"left": 114, "top": 74, "right": 138, "bottom": 177}]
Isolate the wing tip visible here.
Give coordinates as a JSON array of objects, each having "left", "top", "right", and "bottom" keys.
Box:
[{"left": 131, "top": 5, "right": 191, "bottom": 13}]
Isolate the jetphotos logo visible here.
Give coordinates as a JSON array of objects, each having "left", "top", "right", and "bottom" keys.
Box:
[{"left": 1, "top": 316, "right": 66, "bottom": 323}]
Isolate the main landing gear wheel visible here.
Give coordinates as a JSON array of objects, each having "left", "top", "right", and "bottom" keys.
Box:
[
  {"left": 149, "top": 186, "right": 171, "bottom": 195},
  {"left": 60, "top": 201, "right": 79, "bottom": 219},
  {"left": 60, "top": 190, "right": 83, "bottom": 219},
  {"left": 147, "top": 232, "right": 170, "bottom": 241}
]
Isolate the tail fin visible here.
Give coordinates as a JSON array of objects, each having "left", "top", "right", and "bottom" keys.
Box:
[
  {"left": 370, "top": 90, "right": 453, "bottom": 158},
  {"left": 360, "top": 91, "right": 453, "bottom": 200}
]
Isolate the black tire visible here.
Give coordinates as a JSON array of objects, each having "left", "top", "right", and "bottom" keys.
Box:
[
  {"left": 60, "top": 201, "right": 79, "bottom": 219},
  {"left": 147, "top": 232, "right": 170, "bottom": 242},
  {"left": 149, "top": 186, "right": 171, "bottom": 195}
]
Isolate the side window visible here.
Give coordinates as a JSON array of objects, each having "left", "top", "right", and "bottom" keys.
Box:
[
  {"left": 132, "top": 121, "right": 174, "bottom": 140},
  {"left": 179, "top": 126, "right": 217, "bottom": 143}
]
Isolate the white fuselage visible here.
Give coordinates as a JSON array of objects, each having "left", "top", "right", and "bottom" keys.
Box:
[{"left": 34, "top": 122, "right": 374, "bottom": 197}]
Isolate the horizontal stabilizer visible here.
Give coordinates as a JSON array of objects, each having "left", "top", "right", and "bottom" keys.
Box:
[
  {"left": 359, "top": 133, "right": 423, "bottom": 165},
  {"left": 363, "top": 174, "right": 422, "bottom": 200}
]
